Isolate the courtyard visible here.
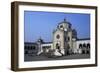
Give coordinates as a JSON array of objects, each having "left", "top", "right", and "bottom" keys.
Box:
[{"left": 24, "top": 54, "right": 90, "bottom": 62}]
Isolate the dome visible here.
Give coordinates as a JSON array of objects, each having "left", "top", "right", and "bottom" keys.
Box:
[
  {"left": 58, "top": 18, "right": 71, "bottom": 26},
  {"left": 57, "top": 18, "right": 72, "bottom": 31},
  {"left": 37, "top": 37, "right": 44, "bottom": 43}
]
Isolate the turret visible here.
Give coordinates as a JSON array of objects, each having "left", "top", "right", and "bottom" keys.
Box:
[
  {"left": 37, "top": 37, "right": 44, "bottom": 44},
  {"left": 36, "top": 37, "right": 44, "bottom": 55},
  {"left": 72, "top": 29, "right": 77, "bottom": 39}
]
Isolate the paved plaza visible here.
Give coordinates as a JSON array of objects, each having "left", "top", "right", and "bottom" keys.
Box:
[{"left": 24, "top": 54, "right": 90, "bottom": 62}]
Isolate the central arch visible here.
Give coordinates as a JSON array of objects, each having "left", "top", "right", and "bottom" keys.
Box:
[{"left": 56, "top": 43, "right": 60, "bottom": 50}]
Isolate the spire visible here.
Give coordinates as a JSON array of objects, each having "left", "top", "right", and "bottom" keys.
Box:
[{"left": 64, "top": 18, "right": 66, "bottom": 22}]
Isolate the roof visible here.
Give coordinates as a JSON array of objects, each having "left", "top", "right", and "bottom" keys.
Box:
[
  {"left": 53, "top": 28, "right": 64, "bottom": 33},
  {"left": 37, "top": 37, "right": 44, "bottom": 43},
  {"left": 24, "top": 42, "right": 37, "bottom": 45},
  {"left": 58, "top": 18, "right": 72, "bottom": 26},
  {"left": 24, "top": 42, "right": 52, "bottom": 45},
  {"left": 43, "top": 42, "right": 52, "bottom": 44},
  {"left": 77, "top": 38, "right": 90, "bottom": 41}
]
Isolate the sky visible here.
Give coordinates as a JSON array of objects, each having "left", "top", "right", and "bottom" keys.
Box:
[{"left": 24, "top": 11, "right": 90, "bottom": 42}]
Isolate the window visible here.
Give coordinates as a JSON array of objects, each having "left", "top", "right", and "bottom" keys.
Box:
[
  {"left": 25, "top": 46, "right": 28, "bottom": 49},
  {"left": 79, "top": 44, "right": 82, "bottom": 48},
  {"left": 27, "top": 46, "right": 30, "bottom": 50},
  {"left": 82, "top": 50, "right": 85, "bottom": 54},
  {"left": 60, "top": 25, "right": 63, "bottom": 28},
  {"left": 56, "top": 34, "right": 60, "bottom": 39},
  {"left": 25, "top": 51, "right": 28, "bottom": 54},
  {"left": 68, "top": 37, "right": 70, "bottom": 41},
  {"left": 83, "top": 43, "right": 86, "bottom": 48},
  {"left": 86, "top": 50, "right": 89, "bottom": 54},
  {"left": 33, "top": 46, "right": 36, "bottom": 50},
  {"left": 87, "top": 43, "right": 90, "bottom": 49},
  {"left": 56, "top": 43, "right": 60, "bottom": 49}
]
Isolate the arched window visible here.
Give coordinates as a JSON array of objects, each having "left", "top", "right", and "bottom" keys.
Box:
[
  {"left": 56, "top": 43, "right": 60, "bottom": 49},
  {"left": 33, "top": 46, "right": 36, "bottom": 50},
  {"left": 87, "top": 43, "right": 90, "bottom": 49},
  {"left": 27, "top": 46, "right": 30, "bottom": 50},
  {"left": 68, "top": 37, "right": 70, "bottom": 41},
  {"left": 79, "top": 44, "right": 82, "bottom": 49},
  {"left": 60, "top": 25, "right": 63, "bottom": 28},
  {"left": 83, "top": 43, "right": 86, "bottom": 48},
  {"left": 25, "top": 46, "right": 28, "bottom": 49}
]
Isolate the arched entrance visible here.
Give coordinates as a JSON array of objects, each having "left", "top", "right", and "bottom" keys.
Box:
[{"left": 56, "top": 43, "right": 60, "bottom": 50}]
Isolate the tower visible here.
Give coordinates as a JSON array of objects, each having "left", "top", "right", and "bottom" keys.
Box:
[
  {"left": 53, "top": 18, "right": 77, "bottom": 55},
  {"left": 36, "top": 37, "right": 44, "bottom": 55}
]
